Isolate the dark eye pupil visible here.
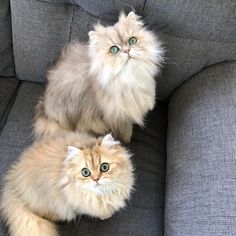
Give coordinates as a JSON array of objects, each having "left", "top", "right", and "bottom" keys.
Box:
[
  {"left": 82, "top": 168, "right": 90, "bottom": 177},
  {"left": 100, "top": 163, "right": 109, "bottom": 172},
  {"left": 129, "top": 37, "right": 137, "bottom": 45},
  {"left": 110, "top": 46, "right": 119, "bottom": 54}
]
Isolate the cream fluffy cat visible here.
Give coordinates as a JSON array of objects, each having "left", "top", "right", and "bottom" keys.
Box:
[
  {"left": 1, "top": 133, "right": 134, "bottom": 236},
  {"left": 34, "top": 11, "right": 164, "bottom": 142}
]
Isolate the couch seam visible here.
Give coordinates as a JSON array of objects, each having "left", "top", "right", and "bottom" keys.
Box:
[
  {"left": 9, "top": 0, "right": 16, "bottom": 77},
  {"left": 0, "top": 80, "right": 22, "bottom": 135},
  {"left": 69, "top": 6, "right": 76, "bottom": 42},
  {"left": 141, "top": 0, "right": 147, "bottom": 16}
]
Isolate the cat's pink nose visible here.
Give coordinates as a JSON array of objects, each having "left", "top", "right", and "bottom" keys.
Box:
[
  {"left": 93, "top": 176, "right": 100, "bottom": 182},
  {"left": 124, "top": 49, "right": 130, "bottom": 54}
]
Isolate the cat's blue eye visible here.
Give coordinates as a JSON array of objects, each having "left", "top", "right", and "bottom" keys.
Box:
[
  {"left": 110, "top": 46, "right": 119, "bottom": 54},
  {"left": 128, "top": 37, "right": 137, "bottom": 45},
  {"left": 81, "top": 168, "right": 91, "bottom": 177},
  {"left": 100, "top": 163, "right": 109, "bottom": 172}
]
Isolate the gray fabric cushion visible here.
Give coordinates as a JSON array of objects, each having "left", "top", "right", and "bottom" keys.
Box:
[
  {"left": 144, "top": 0, "right": 236, "bottom": 99},
  {"left": 0, "top": 0, "right": 14, "bottom": 76},
  {"left": 0, "top": 82, "right": 44, "bottom": 188},
  {"left": 0, "top": 77, "right": 19, "bottom": 131},
  {"left": 10, "top": 0, "right": 236, "bottom": 99},
  {"left": 10, "top": 0, "right": 75, "bottom": 83},
  {"left": 0, "top": 81, "right": 167, "bottom": 236},
  {"left": 166, "top": 62, "right": 236, "bottom": 235},
  {"left": 36, "top": 0, "right": 144, "bottom": 19}
]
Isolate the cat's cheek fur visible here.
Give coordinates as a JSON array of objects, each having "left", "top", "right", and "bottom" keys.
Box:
[
  {"left": 61, "top": 174, "right": 133, "bottom": 219},
  {"left": 61, "top": 183, "right": 128, "bottom": 219}
]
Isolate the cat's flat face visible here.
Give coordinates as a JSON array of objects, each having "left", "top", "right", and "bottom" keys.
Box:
[
  {"left": 88, "top": 12, "right": 163, "bottom": 86},
  {"left": 64, "top": 138, "right": 133, "bottom": 195}
]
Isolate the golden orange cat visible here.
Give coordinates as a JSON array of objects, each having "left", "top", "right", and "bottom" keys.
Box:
[{"left": 1, "top": 133, "right": 134, "bottom": 236}]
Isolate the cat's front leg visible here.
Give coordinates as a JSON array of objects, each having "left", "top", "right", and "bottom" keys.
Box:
[
  {"left": 116, "top": 121, "right": 133, "bottom": 143},
  {"left": 96, "top": 205, "right": 116, "bottom": 220},
  {"left": 98, "top": 213, "right": 113, "bottom": 220}
]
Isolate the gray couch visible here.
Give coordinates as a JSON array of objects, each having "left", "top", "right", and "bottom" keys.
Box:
[{"left": 0, "top": 0, "right": 235, "bottom": 235}]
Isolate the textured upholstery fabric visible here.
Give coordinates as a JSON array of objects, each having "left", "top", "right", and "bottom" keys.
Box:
[
  {"left": 0, "top": 77, "right": 19, "bottom": 128},
  {"left": 143, "top": 0, "right": 236, "bottom": 99},
  {"left": 0, "top": 82, "right": 44, "bottom": 184},
  {"left": 36, "top": 0, "right": 145, "bottom": 19},
  {"left": 10, "top": 0, "right": 75, "bottom": 83},
  {"left": 0, "top": 82, "right": 44, "bottom": 149},
  {"left": 0, "top": 81, "right": 167, "bottom": 236},
  {"left": 10, "top": 0, "right": 236, "bottom": 98},
  {"left": 0, "top": 0, "right": 14, "bottom": 76},
  {"left": 166, "top": 62, "right": 236, "bottom": 235}
]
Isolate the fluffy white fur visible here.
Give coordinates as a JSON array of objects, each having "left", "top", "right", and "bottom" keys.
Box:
[
  {"left": 1, "top": 133, "right": 134, "bottom": 236},
  {"left": 34, "top": 11, "right": 164, "bottom": 142}
]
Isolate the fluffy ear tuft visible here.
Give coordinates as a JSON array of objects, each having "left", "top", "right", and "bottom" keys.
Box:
[
  {"left": 88, "top": 31, "right": 99, "bottom": 42},
  {"left": 126, "top": 11, "right": 143, "bottom": 26},
  {"left": 118, "top": 11, "right": 126, "bottom": 21},
  {"left": 89, "top": 24, "right": 105, "bottom": 41},
  {"left": 127, "top": 11, "right": 137, "bottom": 20},
  {"left": 101, "top": 134, "right": 120, "bottom": 149},
  {"left": 64, "top": 146, "right": 82, "bottom": 164}
]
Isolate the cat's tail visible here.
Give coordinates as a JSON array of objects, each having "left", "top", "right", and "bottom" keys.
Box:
[
  {"left": 34, "top": 97, "right": 68, "bottom": 140},
  {"left": 1, "top": 193, "right": 59, "bottom": 236}
]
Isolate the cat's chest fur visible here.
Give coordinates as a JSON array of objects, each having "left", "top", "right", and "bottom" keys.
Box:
[{"left": 93, "top": 71, "right": 156, "bottom": 125}]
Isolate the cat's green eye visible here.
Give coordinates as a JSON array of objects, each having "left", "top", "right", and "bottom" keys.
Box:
[
  {"left": 110, "top": 46, "right": 119, "bottom": 54},
  {"left": 100, "top": 163, "right": 109, "bottom": 172},
  {"left": 128, "top": 37, "right": 137, "bottom": 45},
  {"left": 81, "top": 168, "right": 91, "bottom": 177}
]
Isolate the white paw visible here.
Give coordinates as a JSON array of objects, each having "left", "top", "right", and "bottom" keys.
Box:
[{"left": 99, "top": 214, "right": 112, "bottom": 220}]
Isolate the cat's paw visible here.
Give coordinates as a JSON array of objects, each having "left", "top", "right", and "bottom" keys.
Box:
[
  {"left": 118, "top": 122, "right": 133, "bottom": 143},
  {"left": 99, "top": 214, "right": 112, "bottom": 220},
  {"left": 122, "top": 133, "right": 132, "bottom": 143}
]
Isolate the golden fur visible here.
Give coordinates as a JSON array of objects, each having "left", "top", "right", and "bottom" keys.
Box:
[
  {"left": 1, "top": 133, "right": 134, "bottom": 236},
  {"left": 34, "top": 11, "right": 164, "bottom": 142}
]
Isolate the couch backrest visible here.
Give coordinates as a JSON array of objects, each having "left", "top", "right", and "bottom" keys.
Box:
[
  {"left": 10, "top": 0, "right": 236, "bottom": 99},
  {"left": 0, "top": 0, "right": 14, "bottom": 76}
]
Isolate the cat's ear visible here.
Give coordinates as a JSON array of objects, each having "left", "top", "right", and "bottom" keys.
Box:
[
  {"left": 127, "top": 11, "right": 137, "bottom": 20},
  {"left": 88, "top": 31, "right": 98, "bottom": 41},
  {"left": 64, "top": 146, "right": 82, "bottom": 163},
  {"left": 101, "top": 134, "right": 120, "bottom": 149},
  {"left": 126, "top": 11, "right": 143, "bottom": 26},
  {"left": 118, "top": 11, "right": 127, "bottom": 21},
  {"left": 89, "top": 24, "right": 105, "bottom": 41}
]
